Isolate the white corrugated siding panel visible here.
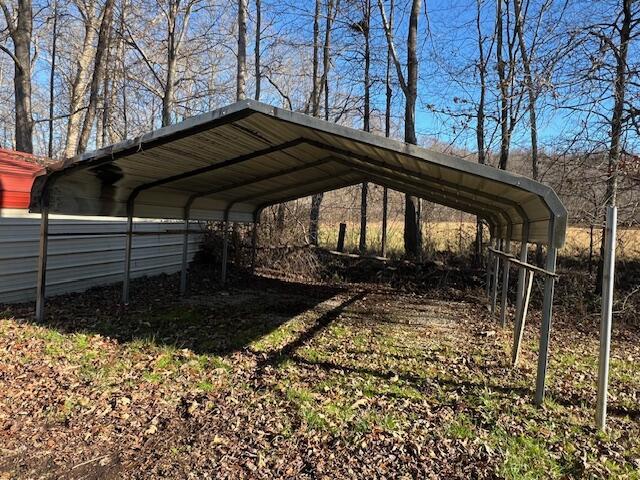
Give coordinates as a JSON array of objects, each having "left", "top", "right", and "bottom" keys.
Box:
[{"left": 0, "top": 209, "right": 203, "bottom": 303}]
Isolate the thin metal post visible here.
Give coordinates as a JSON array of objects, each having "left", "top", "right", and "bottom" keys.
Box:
[
  {"left": 512, "top": 269, "right": 534, "bottom": 366},
  {"left": 491, "top": 239, "right": 501, "bottom": 316},
  {"left": 122, "top": 209, "right": 133, "bottom": 304},
  {"left": 596, "top": 206, "right": 617, "bottom": 429},
  {"left": 514, "top": 225, "right": 529, "bottom": 321},
  {"left": 499, "top": 225, "right": 512, "bottom": 327},
  {"left": 535, "top": 239, "right": 558, "bottom": 406},
  {"left": 250, "top": 221, "right": 258, "bottom": 275},
  {"left": 486, "top": 236, "right": 494, "bottom": 298},
  {"left": 381, "top": 187, "right": 388, "bottom": 257},
  {"left": 221, "top": 220, "right": 229, "bottom": 284},
  {"left": 180, "top": 215, "right": 190, "bottom": 296},
  {"left": 35, "top": 207, "right": 49, "bottom": 322}
]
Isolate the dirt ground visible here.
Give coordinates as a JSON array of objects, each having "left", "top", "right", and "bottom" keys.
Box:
[{"left": 1, "top": 266, "right": 639, "bottom": 479}]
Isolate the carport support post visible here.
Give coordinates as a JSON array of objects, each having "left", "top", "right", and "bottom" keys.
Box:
[
  {"left": 512, "top": 270, "right": 534, "bottom": 366},
  {"left": 180, "top": 213, "right": 190, "bottom": 296},
  {"left": 499, "top": 227, "right": 512, "bottom": 327},
  {"left": 122, "top": 208, "right": 133, "bottom": 305},
  {"left": 513, "top": 224, "right": 529, "bottom": 327},
  {"left": 381, "top": 187, "right": 388, "bottom": 257},
  {"left": 596, "top": 206, "right": 617, "bottom": 430},
  {"left": 35, "top": 207, "right": 49, "bottom": 322},
  {"left": 491, "top": 239, "right": 501, "bottom": 316},
  {"left": 250, "top": 216, "right": 259, "bottom": 275},
  {"left": 486, "top": 236, "right": 494, "bottom": 298},
  {"left": 535, "top": 241, "right": 558, "bottom": 406},
  {"left": 221, "top": 220, "right": 229, "bottom": 284}
]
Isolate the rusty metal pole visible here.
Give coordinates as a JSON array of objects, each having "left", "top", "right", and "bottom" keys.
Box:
[
  {"left": 122, "top": 207, "right": 133, "bottom": 305},
  {"left": 35, "top": 207, "right": 49, "bottom": 322}
]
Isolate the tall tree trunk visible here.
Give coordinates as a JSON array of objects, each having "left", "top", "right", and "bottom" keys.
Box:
[
  {"left": 359, "top": 0, "right": 371, "bottom": 254},
  {"left": 513, "top": 0, "right": 538, "bottom": 180},
  {"left": 77, "top": 0, "right": 116, "bottom": 154},
  {"left": 496, "top": 0, "right": 509, "bottom": 171},
  {"left": 308, "top": 0, "right": 321, "bottom": 245},
  {"left": 2, "top": 0, "right": 34, "bottom": 153},
  {"left": 162, "top": 1, "right": 178, "bottom": 127},
  {"left": 120, "top": 2, "right": 128, "bottom": 140},
  {"left": 237, "top": 0, "right": 248, "bottom": 101},
  {"left": 254, "top": 0, "right": 261, "bottom": 100},
  {"left": 403, "top": 0, "right": 421, "bottom": 257},
  {"left": 596, "top": 0, "right": 632, "bottom": 293},
  {"left": 311, "top": 0, "right": 321, "bottom": 115},
  {"left": 64, "top": 0, "right": 98, "bottom": 158},
  {"left": 322, "top": 0, "right": 337, "bottom": 120},
  {"left": 474, "top": 0, "right": 487, "bottom": 265},
  {"left": 381, "top": 0, "right": 394, "bottom": 258},
  {"left": 48, "top": 0, "right": 58, "bottom": 158}
]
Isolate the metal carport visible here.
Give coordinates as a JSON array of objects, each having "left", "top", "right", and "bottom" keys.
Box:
[{"left": 29, "top": 99, "right": 568, "bottom": 405}]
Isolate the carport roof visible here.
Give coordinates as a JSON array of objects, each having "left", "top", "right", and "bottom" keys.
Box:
[{"left": 30, "top": 100, "right": 567, "bottom": 246}]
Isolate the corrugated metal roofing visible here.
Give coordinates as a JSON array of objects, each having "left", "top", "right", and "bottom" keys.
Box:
[
  {"left": 30, "top": 100, "right": 567, "bottom": 246},
  {"left": 0, "top": 149, "right": 43, "bottom": 209}
]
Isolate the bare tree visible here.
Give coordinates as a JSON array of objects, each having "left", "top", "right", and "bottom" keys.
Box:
[
  {"left": 309, "top": 0, "right": 339, "bottom": 246},
  {"left": 596, "top": 0, "right": 635, "bottom": 291},
  {"left": 77, "top": 0, "right": 116, "bottom": 153},
  {"left": 48, "top": 0, "right": 58, "bottom": 157},
  {"left": 1, "top": 0, "right": 33, "bottom": 153},
  {"left": 254, "top": 0, "right": 261, "bottom": 100},
  {"left": 474, "top": 0, "right": 490, "bottom": 264},
  {"left": 379, "top": 0, "right": 422, "bottom": 256},
  {"left": 237, "top": 0, "right": 247, "bottom": 101},
  {"left": 350, "top": 0, "right": 371, "bottom": 253},
  {"left": 64, "top": 0, "right": 100, "bottom": 157},
  {"left": 381, "top": 0, "right": 394, "bottom": 258}
]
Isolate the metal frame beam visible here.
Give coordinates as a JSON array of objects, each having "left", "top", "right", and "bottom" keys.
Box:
[
  {"left": 535, "top": 217, "right": 558, "bottom": 405},
  {"left": 500, "top": 225, "right": 513, "bottom": 327},
  {"left": 126, "top": 138, "right": 309, "bottom": 208},
  {"left": 122, "top": 205, "right": 134, "bottom": 304},
  {"left": 339, "top": 166, "right": 504, "bottom": 229},
  {"left": 185, "top": 157, "right": 335, "bottom": 210},
  {"left": 180, "top": 204, "right": 191, "bottom": 296},
  {"left": 512, "top": 269, "right": 534, "bottom": 366},
  {"left": 223, "top": 169, "right": 359, "bottom": 218},
  {"left": 305, "top": 140, "right": 531, "bottom": 237},
  {"left": 35, "top": 207, "right": 49, "bottom": 322}
]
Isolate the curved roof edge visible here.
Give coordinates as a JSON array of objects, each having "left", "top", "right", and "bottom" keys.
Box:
[{"left": 30, "top": 99, "right": 568, "bottom": 248}]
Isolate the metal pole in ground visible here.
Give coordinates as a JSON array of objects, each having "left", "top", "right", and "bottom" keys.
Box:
[
  {"left": 535, "top": 217, "right": 558, "bottom": 405},
  {"left": 122, "top": 207, "right": 134, "bottom": 305},
  {"left": 596, "top": 206, "right": 617, "bottom": 429},
  {"left": 486, "top": 236, "right": 494, "bottom": 298},
  {"left": 250, "top": 220, "right": 258, "bottom": 275},
  {"left": 512, "top": 269, "right": 534, "bottom": 366},
  {"left": 381, "top": 187, "right": 388, "bottom": 257},
  {"left": 180, "top": 212, "right": 190, "bottom": 296},
  {"left": 221, "top": 220, "right": 229, "bottom": 284},
  {"left": 499, "top": 226, "right": 512, "bottom": 327},
  {"left": 35, "top": 207, "right": 50, "bottom": 322},
  {"left": 491, "top": 239, "right": 501, "bottom": 316},
  {"left": 513, "top": 223, "right": 530, "bottom": 331}
]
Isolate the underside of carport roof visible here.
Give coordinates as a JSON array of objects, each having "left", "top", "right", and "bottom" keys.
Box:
[
  {"left": 28, "top": 100, "right": 569, "bottom": 406},
  {"left": 30, "top": 99, "right": 567, "bottom": 248}
]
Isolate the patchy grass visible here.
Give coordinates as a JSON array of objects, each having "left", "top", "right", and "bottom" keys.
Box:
[{"left": 1, "top": 274, "right": 640, "bottom": 478}]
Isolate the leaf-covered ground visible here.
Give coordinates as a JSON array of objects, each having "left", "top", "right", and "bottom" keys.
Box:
[{"left": 1, "top": 271, "right": 639, "bottom": 479}]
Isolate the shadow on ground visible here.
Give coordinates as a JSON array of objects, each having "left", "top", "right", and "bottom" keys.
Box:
[{"left": 3, "top": 268, "right": 350, "bottom": 356}]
